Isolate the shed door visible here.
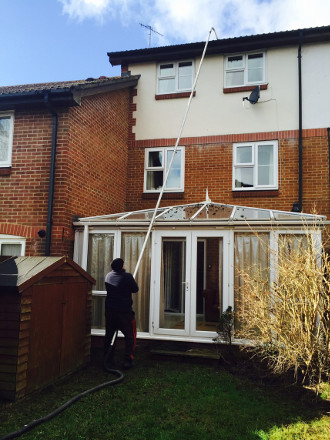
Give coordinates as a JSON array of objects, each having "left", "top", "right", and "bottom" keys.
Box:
[
  {"left": 26, "top": 281, "right": 88, "bottom": 392},
  {"left": 27, "top": 284, "right": 63, "bottom": 391}
]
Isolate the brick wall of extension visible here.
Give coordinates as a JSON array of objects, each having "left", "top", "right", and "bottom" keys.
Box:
[
  {"left": 126, "top": 129, "right": 330, "bottom": 218},
  {"left": 0, "top": 88, "right": 131, "bottom": 257}
]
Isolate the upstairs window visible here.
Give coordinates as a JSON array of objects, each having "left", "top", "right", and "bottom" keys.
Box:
[
  {"left": 233, "top": 141, "right": 278, "bottom": 190},
  {"left": 157, "top": 61, "right": 193, "bottom": 94},
  {"left": 0, "top": 112, "right": 14, "bottom": 167},
  {"left": 225, "top": 52, "right": 265, "bottom": 87},
  {"left": 144, "top": 147, "right": 185, "bottom": 192}
]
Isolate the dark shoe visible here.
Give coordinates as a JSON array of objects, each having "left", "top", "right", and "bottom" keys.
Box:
[{"left": 123, "top": 358, "right": 133, "bottom": 369}]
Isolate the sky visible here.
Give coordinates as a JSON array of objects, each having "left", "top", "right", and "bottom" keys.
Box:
[{"left": 1, "top": 0, "right": 330, "bottom": 87}]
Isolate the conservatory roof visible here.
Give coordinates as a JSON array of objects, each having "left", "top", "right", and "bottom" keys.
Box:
[{"left": 76, "top": 200, "right": 327, "bottom": 226}]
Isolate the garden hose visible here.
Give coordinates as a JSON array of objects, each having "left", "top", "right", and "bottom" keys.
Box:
[{"left": 0, "top": 367, "right": 124, "bottom": 440}]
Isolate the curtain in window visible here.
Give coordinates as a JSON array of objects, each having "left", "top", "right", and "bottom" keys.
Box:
[
  {"left": 234, "top": 233, "right": 269, "bottom": 329},
  {"left": 87, "top": 234, "right": 114, "bottom": 329},
  {"left": 0, "top": 243, "right": 22, "bottom": 256},
  {"left": 87, "top": 234, "right": 114, "bottom": 290},
  {"left": 121, "top": 233, "right": 151, "bottom": 332}
]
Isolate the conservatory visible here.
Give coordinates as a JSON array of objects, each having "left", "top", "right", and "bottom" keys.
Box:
[{"left": 73, "top": 199, "right": 326, "bottom": 343}]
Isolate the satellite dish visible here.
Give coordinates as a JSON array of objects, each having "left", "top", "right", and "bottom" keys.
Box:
[{"left": 243, "top": 86, "right": 260, "bottom": 104}]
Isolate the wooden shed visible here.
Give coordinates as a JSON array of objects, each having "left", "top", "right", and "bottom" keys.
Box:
[{"left": 0, "top": 256, "right": 95, "bottom": 401}]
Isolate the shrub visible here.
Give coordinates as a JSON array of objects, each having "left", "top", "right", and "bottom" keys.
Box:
[{"left": 236, "top": 226, "right": 330, "bottom": 388}]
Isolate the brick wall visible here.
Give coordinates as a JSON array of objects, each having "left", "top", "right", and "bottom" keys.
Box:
[
  {"left": 51, "top": 88, "right": 131, "bottom": 256},
  {"left": 126, "top": 129, "right": 330, "bottom": 218},
  {"left": 0, "top": 88, "right": 131, "bottom": 257},
  {"left": 0, "top": 110, "right": 53, "bottom": 255}
]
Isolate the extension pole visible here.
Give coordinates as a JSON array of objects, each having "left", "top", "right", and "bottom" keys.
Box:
[{"left": 133, "top": 27, "right": 218, "bottom": 279}]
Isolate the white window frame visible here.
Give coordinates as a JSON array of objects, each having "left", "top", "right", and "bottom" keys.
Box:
[
  {"left": 232, "top": 141, "right": 278, "bottom": 191},
  {"left": 225, "top": 51, "right": 266, "bottom": 88},
  {"left": 0, "top": 111, "right": 14, "bottom": 167},
  {"left": 157, "top": 60, "right": 194, "bottom": 94},
  {"left": 0, "top": 235, "right": 25, "bottom": 256},
  {"left": 144, "top": 146, "right": 185, "bottom": 193}
]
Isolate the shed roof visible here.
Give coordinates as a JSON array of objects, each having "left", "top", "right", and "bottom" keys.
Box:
[{"left": 0, "top": 256, "right": 95, "bottom": 293}]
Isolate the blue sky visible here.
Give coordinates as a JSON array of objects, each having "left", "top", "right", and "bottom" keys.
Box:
[{"left": 1, "top": 0, "right": 329, "bottom": 86}]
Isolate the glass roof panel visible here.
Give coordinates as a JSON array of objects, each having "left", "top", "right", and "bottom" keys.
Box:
[
  {"left": 273, "top": 211, "right": 324, "bottom": 221},
  {"left": 194, "top": 204, "right": 233, "bottom": 220},
  {"left": 233, "top": 207, "right": 271, "bottom": 220},
  {"left": 156, "top": 204, "right": 203, "bottom": 220},
  {"left": 123, "top": 209, "right": 167, "bottom": 221}
]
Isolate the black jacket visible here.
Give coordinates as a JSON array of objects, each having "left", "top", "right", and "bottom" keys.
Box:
[{"left": 105, "top": 269, "right": 139, "bottom": 312}]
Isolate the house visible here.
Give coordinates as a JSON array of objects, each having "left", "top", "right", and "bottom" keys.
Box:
[
  {"left": 73, "top": 25, "right": 330, "bottom": 344},
  {"left": 0, "top": 75, "right": 139, "bottom": 258}
]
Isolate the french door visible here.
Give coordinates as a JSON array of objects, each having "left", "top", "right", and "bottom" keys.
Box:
[{"left": 151, "top": 230, "right": 232, "bottom": 338}]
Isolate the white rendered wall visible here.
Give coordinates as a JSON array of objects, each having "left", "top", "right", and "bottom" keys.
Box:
[{"left": 129, "top": 42, "right": 330, "bottom": 141}]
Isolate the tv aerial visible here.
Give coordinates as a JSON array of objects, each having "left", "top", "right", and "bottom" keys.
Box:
[
  {"left": 243, "top": 85, "right": 260, "bottom": 104},
  {"left": 139, "top": 23, "right": 164, "bottom": 47}
]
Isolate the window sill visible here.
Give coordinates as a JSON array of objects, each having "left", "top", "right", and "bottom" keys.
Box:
[
  {"left": 155, "top": 91, "right": 195, "bottom": 100},
  {"left": 223, "top": 84, "right": 268, "bottom": 94},
  {"left": 0, "top": 167, "right": 11, "bottom": 176},
  {"left": 143, "top": 192, "right": 185, "bottom": 200},
  {"left": 232, "top": 189, "right": 279, "bottom": 198}
]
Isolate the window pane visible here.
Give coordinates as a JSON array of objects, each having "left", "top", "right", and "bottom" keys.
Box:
[
  {"left": 166, "top": 150, "right": 181, "bottom": 189},
  {"left": 159, "top": 64, "right": 174, "bottom": 77},
  {"left": 147, "top": 170, "right": 163, "bottom": 190},
  {"left": 227, "top": 55, "right": 243, "bottom": 69},
  {"left": 1, "top": 243, "right": 21, "bottom": 256},
  {"left": 178, "top": 62, "right": 192, "bottom": 90},
  {"left": 0, "top": 117, "right": 11, "bottom": 162},
  {"left": 258, "top": 165, "right": 273, "bottom": 185},
  {"left": 248, "top": 53, "right": 263, "bottom": 68},
  {"left": 121, "top": 233, "right": 151, "bottom": 332},
  {"left": 178, "top": 75, "right": 192, "bottom": 90},
  {"left": 148, "top": 151, "right": 163, "bottom": 167},
  {"left": 248, "top": 53, "right": 264, "bottom": 83},
  {"left": 91, "top": 295, "right": 106, "bottom": 329},
  {"left": 236, "top": 146, "right": 252, "bottom": 164},
  {"left": 158, "top": 78, "right": 175, "bottom": 94},
  {"left": 248, "top": 67, "right": 263, "bottom": 83},
  {"left": 234, "top": 167, "right": 253, "bottom": 188},
  {"left": 167, "top": 150, "right": 181, "bottom": 168},
  {"left": 258, "top": 145, "right": 273, "bottom": 165},
  {"left": 166, "top": 168, "right": 181, "bottom": 189},
  {"left": 226, "top": 70, "right": 244, "bottom": 87},
  {"left": 87, "top": 234, "right": 114, "bottom": 290},
  {"left": 258, "top": 145, "right": 274, "bottom": 185}
]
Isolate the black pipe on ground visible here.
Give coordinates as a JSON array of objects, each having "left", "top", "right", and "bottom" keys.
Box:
[{"left": 0, "top": 369, "right": 124, "bottom": 440}]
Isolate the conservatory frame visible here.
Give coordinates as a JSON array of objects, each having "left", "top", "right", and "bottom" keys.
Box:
[{"left": 73, "top": 200, "right": 327, "bottom": 344}]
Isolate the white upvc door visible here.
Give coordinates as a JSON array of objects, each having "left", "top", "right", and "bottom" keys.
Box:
[
  {"left": 151, "top": 229, "right": 233, "bottom": 338},
  {"left": 152, "top": 230, "right": 191, "bottom": 336}
]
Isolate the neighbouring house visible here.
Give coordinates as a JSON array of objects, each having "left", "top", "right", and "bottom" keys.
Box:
[
  {"left": 0, "top": 75, "right": 139, "bottom": 258},
  {"left": 73, "top": 25, "right": 330, "bottom": 344}
]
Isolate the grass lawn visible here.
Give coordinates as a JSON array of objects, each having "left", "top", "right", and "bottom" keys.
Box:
[{"left": 0, "top": 344, "right": 329, "bottom": 440}]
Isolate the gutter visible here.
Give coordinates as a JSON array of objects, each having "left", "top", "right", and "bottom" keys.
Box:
[{"left": 44, "top": 93, "right": 58, "bottom": 256}]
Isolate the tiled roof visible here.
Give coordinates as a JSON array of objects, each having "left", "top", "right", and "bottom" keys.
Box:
[
  {"left": 109, "top": 24, "right": 330, "bottom": 66},
  {"left": 0, "top": 76, "right": 123, "bottom": 96}
]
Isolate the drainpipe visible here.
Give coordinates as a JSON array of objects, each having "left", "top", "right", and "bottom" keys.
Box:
[
  {"left": 298, "top": 32, "right": 303, "bottom": 212},
  {"left": 44, "top": 93, "right": 58, "bottom": 256},
  {"left": 328, "top": 127, "right": 330, "bottom": 183}
]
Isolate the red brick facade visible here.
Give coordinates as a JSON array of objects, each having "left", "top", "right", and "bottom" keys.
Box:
[
  {"left": 126, "top": 129, "right": 330, "bottom": 218},
  {"left": 0, "top": 88, "right": 131, "bottom": 256}
]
